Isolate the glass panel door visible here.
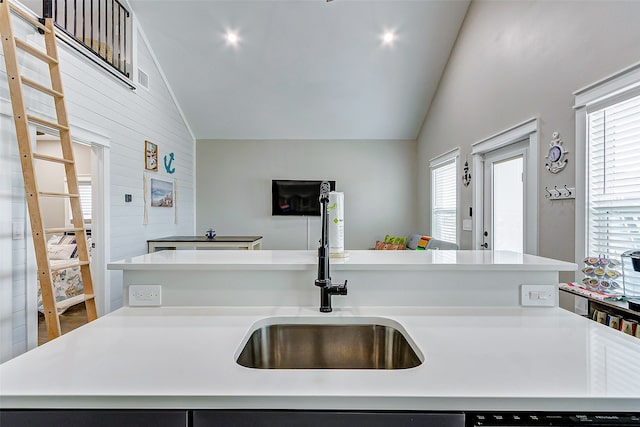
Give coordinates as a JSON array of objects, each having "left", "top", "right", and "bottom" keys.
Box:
[{"left": 483, "top": 145, "right": 525, "bottom": 252}]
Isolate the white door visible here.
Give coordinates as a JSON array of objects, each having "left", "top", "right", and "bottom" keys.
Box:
[{"left": 481, "top": 142, "right": 526, "bottom": 252}]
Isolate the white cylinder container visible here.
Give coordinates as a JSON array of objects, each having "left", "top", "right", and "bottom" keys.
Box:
[{"left": 328, "top": 191, "right": 345, "bottom": 255}]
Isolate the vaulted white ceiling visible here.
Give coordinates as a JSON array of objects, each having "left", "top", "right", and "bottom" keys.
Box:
[{"left": 129, "top": 0, "right": 470, "bottom": 140}]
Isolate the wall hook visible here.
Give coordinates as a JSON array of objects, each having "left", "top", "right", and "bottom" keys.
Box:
[{"left": 545, "top": 184, "right": 575, "bottom": 200}]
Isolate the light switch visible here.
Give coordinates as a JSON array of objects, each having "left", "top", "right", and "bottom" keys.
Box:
[
  {"left": 12, "top": 222, "right": 24, "bottom": 240},
  {"left": 521, "top": 284, "right": 556, "bottom": 307}
]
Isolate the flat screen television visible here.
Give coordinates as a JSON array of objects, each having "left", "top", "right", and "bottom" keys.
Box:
[{"left": 272, "top": 180, "right": 336, "bottom": 216}]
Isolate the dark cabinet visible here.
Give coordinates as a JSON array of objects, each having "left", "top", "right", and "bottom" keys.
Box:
[
  {"left": 0, "top": 410, "right": 187, "bottom": 427},
  {"left": 192, "top": 410, "right": 464, "bottom": 427}
]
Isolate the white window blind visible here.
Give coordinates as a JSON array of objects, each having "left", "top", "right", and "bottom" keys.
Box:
[
  {"left": 66, "top": 177, "right": 92, "bottom": 224},
  {"left": 431, "top": 157, "right": 457, "bottom": 243},
  {"left": 78, "top": 181, "right": 92, "bottom": 222},
  {"left": 587, "top": 93, "right": 640, "bottom": 258}
]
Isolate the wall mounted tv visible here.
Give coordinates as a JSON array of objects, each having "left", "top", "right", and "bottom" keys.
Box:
[{"left": 272, "top": 180, "right": 336, "bottom": 216}]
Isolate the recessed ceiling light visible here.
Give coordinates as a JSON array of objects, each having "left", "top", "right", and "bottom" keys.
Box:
[
  {"left": 225, "top": 31, "right": 239, "bottom": 46},
  {"left": 382, "top": 31, "right": 395, "bottom": 45}
]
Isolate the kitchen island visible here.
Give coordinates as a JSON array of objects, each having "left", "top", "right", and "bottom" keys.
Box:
[{"left": 2, "top": 250, "right": 639, "bottom": 424}]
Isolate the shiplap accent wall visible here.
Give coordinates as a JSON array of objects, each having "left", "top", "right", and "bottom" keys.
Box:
[{"left": 0, "top": 15, "right": 195, "bottom": 361}]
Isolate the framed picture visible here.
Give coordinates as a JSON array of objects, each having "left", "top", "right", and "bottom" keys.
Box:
[
  {"left": 150, "top": 178, "right": 173, "bottom": 207},
  {"left": 145, "top": 140, "right": 158, "bottom": 171}
]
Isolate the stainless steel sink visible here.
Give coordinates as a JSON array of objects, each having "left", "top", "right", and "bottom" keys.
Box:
[{"left": 236, "top": 318, "right": 423, "bottom": 369}]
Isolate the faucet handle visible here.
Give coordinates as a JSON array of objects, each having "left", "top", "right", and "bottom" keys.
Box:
[
  {"left": 337, "top": 280, "right": 348, "bottom": 295},
  {"left": 320, "top": 181, "right": 331, "bottom": 196},
  {"left": 319, "top": 181, "right": 331, "bottom": 202}
]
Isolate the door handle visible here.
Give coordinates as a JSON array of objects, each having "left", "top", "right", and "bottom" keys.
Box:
[{"left": 481, "top": 243, "right": 488, "bottom": 249}]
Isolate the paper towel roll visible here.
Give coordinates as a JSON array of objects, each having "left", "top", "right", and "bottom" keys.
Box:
[{"left": 328, "top": 191, "right": 344, "bottom": 255}]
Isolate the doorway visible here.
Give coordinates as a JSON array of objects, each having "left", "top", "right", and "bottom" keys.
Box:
[
  {"left": 34, "top": 133, "right": 94, "bottom": 344},
  {"left": 29, "top": 126, "right": 110, "bottom": 348},
  {"left": 471, "top": 118, "right": 539, "bottom": 255},
  {"left": 482, "top": 143, "right": 526, "bottom": 251}
]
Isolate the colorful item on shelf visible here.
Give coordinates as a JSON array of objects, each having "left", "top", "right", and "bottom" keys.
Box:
[
  {"left": 560, "top": 282, "right": 625, "bottom": 301},
  {"left": 383, "top": 235, "right": 407, "bottom": 245},
  {"left": 621, "top": 319, "right": 637, "bottom": 336},
  {"left": 416, "top": 236, "right": 431, "bottom": 250},
  {"left": 374, "top": 240, "right": 405, "bottom": 250},
  {"left": 580, "top": 254, "right": 624, "bottom": 295}
]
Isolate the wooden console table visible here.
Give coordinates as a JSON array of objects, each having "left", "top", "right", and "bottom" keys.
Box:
[{"left": 147, "top": 236, "right": 263, "bottom": 253}]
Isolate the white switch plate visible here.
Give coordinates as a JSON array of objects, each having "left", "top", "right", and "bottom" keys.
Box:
[
  {"left": 521, "top": 284, "right": 556, "bottom": 307},
  {"left": 129, "top": 285, "right": 162, "bottom": 306},
  {"left": 12, "top": 222, "right": 24, "bottom": 240}
]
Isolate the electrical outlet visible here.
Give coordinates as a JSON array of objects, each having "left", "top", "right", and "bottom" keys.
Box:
[
  {"left": 129, "top": 285, "right": 162, "bottom": 306},
  {"left": 521, "top": 284, "right": 556, "bottom": 307}
]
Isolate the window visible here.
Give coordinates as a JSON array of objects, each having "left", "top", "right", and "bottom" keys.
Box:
[
  {"left": 430, "top": 149, "right": 459, "bottom": 243},
  {"left": 575, "top": 62, "right": 640, "bottom": 275},
  {"left": 586, "top": 94, "right": 640, "bottom": 257},
  {"left": 65, "top": 176, "right": 92, "bottom": 226}
]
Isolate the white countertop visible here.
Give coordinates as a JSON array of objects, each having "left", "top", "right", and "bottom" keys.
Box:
[
  {"left": 2, "top": 305, "right": 638, "bottom": 411},
  {"left": 108, "top": 250, "right": 578, "bottom": 272}
]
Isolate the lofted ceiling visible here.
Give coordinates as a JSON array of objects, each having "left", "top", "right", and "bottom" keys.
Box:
[{"left": 128, "top": 0, "right": 470, "bottom": 140}]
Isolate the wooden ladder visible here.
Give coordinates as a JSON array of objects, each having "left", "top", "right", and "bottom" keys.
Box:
[{"left": 0, "top": 0, "right": 97, "bottom": 340}]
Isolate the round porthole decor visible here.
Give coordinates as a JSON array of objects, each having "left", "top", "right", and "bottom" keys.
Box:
[{"left": 545, "top": 131, "right": 568, "bottom": 174}]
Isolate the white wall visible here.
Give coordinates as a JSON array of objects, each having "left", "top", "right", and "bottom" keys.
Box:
[
  {"left": 1, "top": 12, "right": 195, "bottom": 360},
  {"left": 417, "top": 0, "right": 640, "bottom": 275},
  {"left": 196, "top": 139, "right": 418, "bottom": 250}
]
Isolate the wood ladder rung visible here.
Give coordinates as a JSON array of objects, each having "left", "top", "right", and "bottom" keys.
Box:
[
  {"left": 49, "top": 260, "right": 90, "bottom": 272},
  {"left": 27, "top": 114, "right": 68, "bottom": 131},
  {"left": 39, "top": 191, "right": 79, "bottom": 198},
  {"left": 84, "top": 294, "right": 95, "bottom": 301},
  {"left": 8, "top": 3, "right": 51, "bottom": 34},
  {"left": 14, "top": 38, "right": 57, "bottom": 64},
  {"left": 32, "top": 152, "right": 74, "bottom": 164},
  {"left": 21, "top": 76, "right": 63, "bottom": 97},
  {"left": 44, "top": 227, "right": 85, "bottom": 234}
]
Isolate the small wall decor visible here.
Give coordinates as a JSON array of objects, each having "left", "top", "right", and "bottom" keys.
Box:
[
  {"left": 145, "top": 140, "right": 158, "bottom": 171},
  {"left": 462, "top": 160, "right": 471, "bottom": 187},
  {"left": 150, "top": 178, "right": 173, "bottom": 207},
  {"left": 205, "top": 228, "right": 216, "bottom": 239},
  {"left": 164, "top": 152, "right": 176, "bottom": 174},
  {"left": 545, "top": 131, "right": 568, "bottom": 174}
]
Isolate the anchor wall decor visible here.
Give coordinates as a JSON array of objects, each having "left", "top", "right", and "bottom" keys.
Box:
[{"left": 164, "top": 152, "right": 176, "bottom": 174}]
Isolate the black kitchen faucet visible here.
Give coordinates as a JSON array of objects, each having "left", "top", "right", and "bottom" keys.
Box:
[{"left": 314, "top": 181, "right": 347, "bottom": 312}]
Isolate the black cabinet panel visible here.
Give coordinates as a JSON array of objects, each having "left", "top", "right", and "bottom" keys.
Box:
[
  {"left": 0, "top": 410, "right": 187, "bottom": 427},
  {"left": 193, "top": 410, "right": 464, "bottom": 427}
]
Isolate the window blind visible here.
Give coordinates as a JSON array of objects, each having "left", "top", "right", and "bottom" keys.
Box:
[
  {"left": 431, "top": 158, "right": 457, "bottom": 243},
  {"left": 78, "top": 182, "right": 92, "bottom": 222},
  {"left": 587, "top": 93, "right": 640, "bottom": 258},
  {"left": 67, "top": 179, "right": 92, "bottom": 224}
]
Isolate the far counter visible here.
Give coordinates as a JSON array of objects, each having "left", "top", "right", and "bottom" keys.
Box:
[{"left": 108, "top": 250, "right": 576, "bottom": 308}]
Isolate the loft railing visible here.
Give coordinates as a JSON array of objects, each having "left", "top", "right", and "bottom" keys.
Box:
[{"left": 43, "top": 0, "right": 130, "bottom": 78}]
